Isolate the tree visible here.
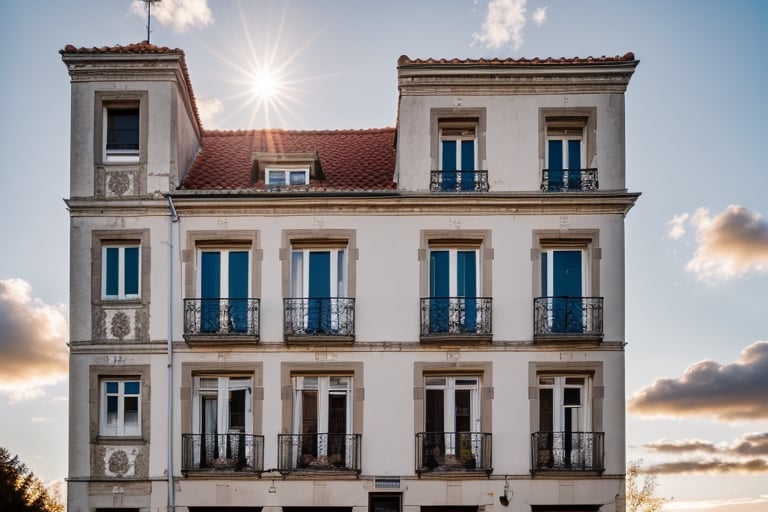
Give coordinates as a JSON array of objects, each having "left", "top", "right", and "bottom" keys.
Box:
[
  {"left": 0, "top": 447, "right": 64, "bottom": 512},
  {"left": 625, "top": 460, "right": 667, "bottom": 512}
]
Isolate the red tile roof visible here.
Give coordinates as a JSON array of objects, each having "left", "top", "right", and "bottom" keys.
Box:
[
  {"left": 398, "top": 53, "right": 636, "bottom": 67},
  {"left": 60, "top": 42, "right": 202, "bottom": 131},
  {"left": 181, "top": 128, "right": 397, "bottom": 191}
]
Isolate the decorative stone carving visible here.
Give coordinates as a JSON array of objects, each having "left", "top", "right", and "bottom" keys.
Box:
[
  {"left": 110, "top": 311, "right": 131, "bottom": 340},
  {"left": 93, "top": 307, "right": 107, "bottom": 339},
  {"left": 108, "top": 450, "right": 130, "bottom": 476},
  {"left": 107, "top": 172, "right": 131, "bottom": 196}
]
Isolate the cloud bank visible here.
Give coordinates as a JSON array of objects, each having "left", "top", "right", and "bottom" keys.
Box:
[
  {"left": 646, "top": 458, "right": 767, "bottom": 475},
  {"left": 473, "top": 0, "right": 548, "bottom": 50},
  {"left": 667, "top": 205, "right": 768, "bottom": 281},
  {"left": 645, "top": 433, "right": 768, "bottom": 457},
  {"left": 628, "top": 341, "right": 768, "bottom": 420},
  {"left": 130, "top": 0, "right": 213, "bottom": 33},
  {"left": 0, "top": 279, "right": 68, "bottom": 400}
]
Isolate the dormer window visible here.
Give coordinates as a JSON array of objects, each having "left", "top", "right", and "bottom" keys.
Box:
[
  {"left": 266, "top": 167, "right": 309, "bottom": 187},
  {"left": 95, "top": 92, "right": 148, "bottom": 166},
  {"left": 105, "top": 106, "right": 140, "bottom": 162}
]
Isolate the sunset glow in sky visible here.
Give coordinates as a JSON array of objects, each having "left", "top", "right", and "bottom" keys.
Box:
[{"left": 1, "top": 1, "right": 767, "bottom": 510}]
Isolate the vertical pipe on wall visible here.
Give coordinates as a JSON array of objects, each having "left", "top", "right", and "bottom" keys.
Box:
[{"left": 166, "top": 195, "right": 179, "bottom": 511}]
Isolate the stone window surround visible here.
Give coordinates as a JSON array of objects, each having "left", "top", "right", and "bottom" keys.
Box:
[
  {"left": 538, "top": 107, "right": 598, "bottom": 169},
  {"left": 91, "top": 229, "right": 151, "bottom": 306},
  {"left": 430, "top": 108, "right": 487, "bottom": 171},
  {"left": 280, "top": 229, "right": 358, "bottom": 298},
  {"left": 93, "top": 91, "right": 149, "bottom": 166},
  {"left": 530, "top": 229, "right": 601, "bottom": 298},
  {"left": 412, "top": 361, "right": 493, "bottom": 434},
  {"left": 89, "top": 364, "right": 151, "bottom": 442},
  {"left": 182, "top": 230, "right": 262, "bottom": 299},
  {"left": 527, "top": 360, "right": 604, "bottom": 433},
  {"left": 418, "top": 229, "right": 493, "bottom": 298},
  {"left": 280, "top": 361, "right": 365, "bottom": 435},
  {"left": 180, "top": 362, "right": 264, "bottom": 436}
]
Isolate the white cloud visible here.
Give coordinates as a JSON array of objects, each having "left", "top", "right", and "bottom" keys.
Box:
[
  {"left": 473, "top": 0, "right": 528, "bottom": 50},
  {"left": 687, "top": 205, "right": 768, "bottom": 281},
  {"left": 666, "top": 212, "right": 689, "bottom": 240},
  {"left": 664, "top": 496, "right": 768, "bottom": 512},
  {"left": 196, "top": 96, "right": 224, "bottom": 128},
  {"left": 130, "top": 0, "right": 213, "bottom": 34},
  {"left": 532, "top": 6, "right": 548, "bottom": 26},
  {"left": 0, "top": 279, "right": 68, "bottom": 400},
  {"left": 31, "top": 416, "right": 53, "bottom": 423}
]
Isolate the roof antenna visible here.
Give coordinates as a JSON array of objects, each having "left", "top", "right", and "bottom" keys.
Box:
[{"left": 143, "top": 0, "right": 161, "bottom": 44}]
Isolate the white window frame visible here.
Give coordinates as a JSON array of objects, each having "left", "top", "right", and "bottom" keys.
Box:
[
  {"left": 438, "top": 124, "right": 478, "bottom": 171},
  {"left": 538, "top": 375, "right": 592, "bottom": 467},
  {"left": 192, "top": 376, "right": 253, "bottom": 435},
  {"left": 266, "top": 167, "right": 310, "bottom": 186},
  {"left": 292, "top": 375, "right": 353, "bottom": 461},
  {"left": 100, "top": 379, "right": 141, "bottom": 436},
  {"left": 104, "top": 105, "right": 140, "bottom": 163},
  {"left": 425, "top": 376, "right": 480, "bottom": 457},
  {"left": 101, "top": 245, "right": 141, "bottom": 300},
  {"left": 196, "top": 248, "right": 252, "bottom": 299},
  {"left": 545, "top": 126, "right": 586, "bottom": 170}
]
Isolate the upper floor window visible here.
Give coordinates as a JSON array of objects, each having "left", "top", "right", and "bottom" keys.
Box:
[
  {"left": 101, "top": 379, "right": 141, "bottom": 436},
  {"left": 197, "top": 248, "right": 251, "bottom": 333},
  {"left": 428, "top": 247, "right": 479, "bottom": 334},
  {"left": 438, "top": 121, "right": 478, "bottom": 192},
  {"left": 290, "top": 247, "right": 347, "bottom": 334},
  {"left": 267, "top": 167, "right": 309, "bottom": 187},
  {"left": 541, "top": 110, "right": 597, "bottom": 192},
  {"left": 105, "top": 106, "right": 140, "bottom": 162},
  {"left": 194, "top": 376, "right": 253, "bottom": 436},
  {"left": 102, "top": 245, "right": 140, "bottom": 300}
]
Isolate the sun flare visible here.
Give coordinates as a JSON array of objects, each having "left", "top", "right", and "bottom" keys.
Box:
[{"left": 251, "top": 68, "right": 281, "bottom": 101}]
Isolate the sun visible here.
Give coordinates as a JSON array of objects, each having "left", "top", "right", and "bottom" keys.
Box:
[{"left": 251, "top": 68, "right": 281, "bottom": 101}]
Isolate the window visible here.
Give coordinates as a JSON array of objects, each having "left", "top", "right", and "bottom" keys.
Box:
[
  {"left": 102, "top": 245, "right": 140, "bottom": 300},
  {"left": 266, "top": 167, "right": 309, "bottom": 186},
  {"left": 541, "top": 248, "right": 586, "bottom": 333},
  {"left": 192, "top": 376, "right": 253, "bottom": 467},
  {"left": 105, "top": 105, "right": 140, "bottom": 162},
  {"left": 537, "top": 375, "right": 592, "bottom": 469},
  {"left": 439, "top": 121, "right": 477, "bottom": 191},
  {"left": 197, "top": 248, "right": 250, "bottom": 333},
  {"left": 540, "top": 110, "right": 597, "bottom": 191},
  {"left": 101, "top": 380, "right": 141, "bottom": 436},
  {"left": 290, "top": 247, "right": 347, "bottom": 334},
  {"left": 428, "top": 248, "right": 479, "bottom": 333},
  {"left": 292, "top": 375, "right": 353, "bottom": 466}
]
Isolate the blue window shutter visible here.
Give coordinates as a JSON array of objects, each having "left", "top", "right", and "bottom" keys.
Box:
[
  {"left": 553, "top": 250, "right": 582, "bottom": 297},
  {"left": 201, "top": 252, "right": 221, "bottom": 298},
  {"left": 441, "top": 140, "right": 457, "bottom": 171},
  {"left": 457, "top": 251, "right": 477, "bottom": 331},
  {"left": 308, "top": 251, "right": 331, "bottom": 333},
  {"left": 460, "top": 140, "right": 475, "bottom": 191},
  {"left": 105, "top": 248, "right": 119, "bottom": 296},
  {"left": 200, "top": 252, "right": 221, "bottom": 333},
  {"left": 228, "top": 251, "right": 249, "bottom": 333},
  {"left": 548, "top": 140, "right": 563, "bottom": 170},
  {"left": 124, "top": 247, "right": 139, "bottom": 296},
  {"left": 568, "top": 140, "right": 581, "bottom": 170},
  {"left": 429, "top": 251, "right": 450, "bottom": 333}
]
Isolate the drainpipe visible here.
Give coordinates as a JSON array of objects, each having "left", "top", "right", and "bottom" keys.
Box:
[{"left": 166, "top": 194, "right": 179, "bottom": 511}]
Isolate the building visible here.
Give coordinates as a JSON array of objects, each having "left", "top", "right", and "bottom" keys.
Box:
[{"left": 61, "top": 42, "right": 639, "bottom": 512}]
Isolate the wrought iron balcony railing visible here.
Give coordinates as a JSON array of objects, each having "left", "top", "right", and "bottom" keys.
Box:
[
  {"left": 533, "top": 296, "right": 603, "bottom": 338},
  {"left": 181, "top": 433, "right": 264, "bottom": 474},
  {"left": 416, "top": 432, "right": 492, "bottom": 474},
  {"left": 430, "top": 170, "right": 490, "bottom": 192},
  {"left": 531, "top": 431, "right": 604, "bottom": 473},
  {"left": 541, "top": 168, "right": 598, "bottom": 192},
  {"left": 277, "top": 433, "right": 361, "bottom": 472},
  {"left": 283, "top": 297, "right": 355, "bottom": 338},
  {"left": 183, "top": 298, "right": 260, "bottom": 338},
  {"left": 420, "top": 297, "right": 492, "bottom": 337}
]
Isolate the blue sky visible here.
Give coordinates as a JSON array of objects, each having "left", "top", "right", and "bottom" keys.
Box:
[{"left": 1, "top": 1, "right": 767, "bottom": 510}]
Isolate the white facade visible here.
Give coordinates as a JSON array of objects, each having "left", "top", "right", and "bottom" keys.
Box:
[{"left": 62, "top": 45, "right": 638, "bottom": 512}]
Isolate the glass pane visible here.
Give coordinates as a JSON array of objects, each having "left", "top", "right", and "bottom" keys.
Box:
[
  {"left": 564, "top": 387, "right": 581, "bottom": 407},
  {"left": 565, "top": 377, "right": 585, "bottom": 385},
  {"left": 229, "top": 389, "right": 246, "bottom": 431},
  {"left": 106, "top": 381, "right": 119, "bottom": 394},
  {"left": 124, "top": 247, "right": 139, "bottom": 295},
  {"left": 124, "top": 397, "right": 139, "bottom": 425},
  {"left": 539, "top": 388, "right": 553, "bottom": 431},
  {"left": 290, "top": 171, "right": 307, "bottom": 185},
  {"left": 106, "top": 108, "right": 140, "bottom": 150},
  {"left": 105, "top": 247, "right": 119, "bottom": 296},
  {"left": 301, "top": 390, "right": 318, "bottom": 433},
  {"left": 425, "top": 389, "right": 444, "bottom": 432},
  {"left": 455, "top": 378, "right": 478, "bottom": 387},
  {"left": 124, "top": 381, "right": 140, "bottom": 395},
  {"left": 538, "top": 377, "right": 555, "bottom": 386},
  {"left": 330, "top": 376, "right": 350, "bottom": 389},
  {"left": 268, "top": 170, "right": 286, "bottom": 185},
  {"left": 425, "top": 377, "right": 446, "bottom": 386},
  {"left": 199, "top": 377, "right": 218, "bottom": 389},
  {"left": 107, "top": 395, "right": 118, "bottom": 415},
  {"left": 454, "top": 389, "right": 471, "bottom": 432}
]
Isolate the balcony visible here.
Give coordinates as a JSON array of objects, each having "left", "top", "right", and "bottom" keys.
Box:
[
  {"left": 531, "top": 432, "right": 604, "bottom": 474},
  {"left": 183, "top": 298, "right": 260, "bottom": 343},
  {"left": 541, "top": 168, "right": 598, "bottom": 192},
  {"left": 416, "top": 432, "right": 492, "bottom": 475},
  {"left": 430, "top": 170, "right": 489, "bottom": 192},
  {"left": 533, "top": 296, "right": 603, "bottom": 340},
  {"left": 283, "top": 297, "right": 355, "bottom": 343},
  {"left": 420, "top": 297, "right": 492, "bottom": 343},
  {"left": 277, "top": 433, "right": 361, "bottom": 473},
  {"left": 181, "top": 433, "right": 264, "bottom": 475}
]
